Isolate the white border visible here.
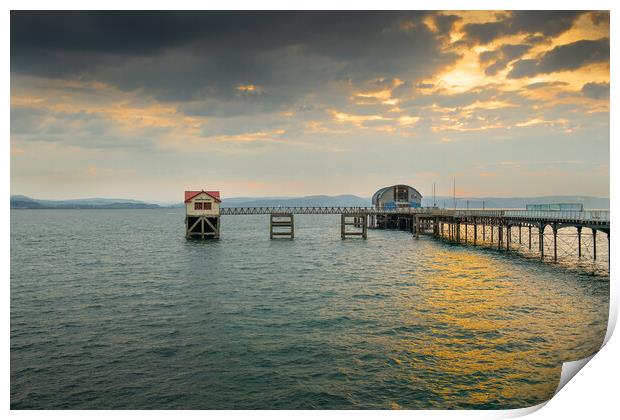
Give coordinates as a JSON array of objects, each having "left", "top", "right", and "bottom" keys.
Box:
[{"left": 5, "top": 1, "right": 616, "bottom": 418}]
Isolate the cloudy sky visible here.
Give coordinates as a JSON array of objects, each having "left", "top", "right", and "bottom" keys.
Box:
[{"left": 10, "top": 11, "right": 609, "bottom": 201}]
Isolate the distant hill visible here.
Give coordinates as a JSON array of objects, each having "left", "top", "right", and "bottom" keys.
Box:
[
  {"left": 10, "top": 195, "right": 161, "bottom": 209},
  {"left": 11, "top": 194, "right": 609, "bottom": 210}
]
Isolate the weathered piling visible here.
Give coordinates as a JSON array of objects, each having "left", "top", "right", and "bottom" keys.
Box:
[
  {"left": 270, "top": 213, "right": 294, "bottom": 239},
  {"left": 341, "top": 213, "right": 368, "bottom": 239}
]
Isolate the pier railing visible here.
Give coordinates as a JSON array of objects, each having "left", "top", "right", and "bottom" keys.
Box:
[
  {"left": 221, "top": 206, "right": 375, "bottom": 215},
  {"left": 221, "top": 206, "right": 609, "bottom": 223}
]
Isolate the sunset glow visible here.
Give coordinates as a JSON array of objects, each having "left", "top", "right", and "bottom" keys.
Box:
[{"left": 10, "top": 11, "right": 610, "bottom": 201}]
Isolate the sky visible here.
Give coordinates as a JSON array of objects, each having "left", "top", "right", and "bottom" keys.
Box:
[{"left": 10, "top": 11, "right": 610, "bottom": 202}]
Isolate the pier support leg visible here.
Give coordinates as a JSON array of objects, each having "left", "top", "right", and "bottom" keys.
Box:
[
  {"left": 577, "top": 227, "right": 582, "bottom": 257},
  {"left": 498, "top": 225, "right": 503, "bottom": 250},
  {"left": 363, "top": 217, "right": 367, "bottom": 239},
  {"left": 491, "top": 225, "right": 494, "bottom": 243},
  {"left": 540, "top": 224, "right": 545, "bottom": 260},
  {"left": 506, "top": 225, "right": 511, "bottom": 252},
  {"left": 474, "top": 223, "right": 477, "bottom": 245},
  {"left": 482, "top": 223, "right": 486, "bottom": 241},
  {"left": 553, "top": 223, "right": 558, "bottom": 262},
  {"left": 528, "top": 226, "right": 532, "bottom": 250},
  {"left": 415, "top": 217, "right": 420, "bottom": 240},
  {"left": 519, "top": 225, "right": 522, "bottom": 245},
  {"left": 592, "top": 228, "right": 597, "bottom": 260}
]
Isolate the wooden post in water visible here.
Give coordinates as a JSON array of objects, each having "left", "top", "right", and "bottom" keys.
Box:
[
  {"left": 577, "top": 227, "right": 582, "bottom": 257},
  {"left": 270, "top": 213, "right": 294, "bottom": 239},
  {"left": 341, "top": 213, "right": 367, "bottom": 239},
  {"left": 528, "top": 226, "right": 532, "bottom": 250},
  {"left": 592, "top": 228, "right": 597, "bottom": 260},
  {"left": 490, "top": 225, "right": 494, "bottom": 243},
  {"left": 519, "top": 224, "right": 522, "bottom": 244}
]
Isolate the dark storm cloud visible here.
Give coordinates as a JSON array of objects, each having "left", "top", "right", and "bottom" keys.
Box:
[
  {"left": 581, "top": 82, "right": 609, "bottom": 99},
  {"left": 434, "top": 14, "right": 461, "bottom": 34},
  {"left": 11, "top": 11, "right": 326, "bottom": 55},
  {"left": 479, "top": 44, "right": 532, "bottom": 75},
  {"left": 462, "top": 11, "right": 586, "bottom": 45},
  {"left": 11, "top": 11, "right": 459, "bottom": 109},
  {"left": 507, "top": 38, "right": 609, "bottom": 78}
]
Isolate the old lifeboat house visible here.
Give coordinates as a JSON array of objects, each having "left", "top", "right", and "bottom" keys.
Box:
[{"left": 184, "top": 190, "right": 221, "bottom": 239}]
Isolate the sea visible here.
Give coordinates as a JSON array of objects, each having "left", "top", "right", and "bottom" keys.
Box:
[{"left": 10, "top": 209, "right": 609, "bottom": 409}]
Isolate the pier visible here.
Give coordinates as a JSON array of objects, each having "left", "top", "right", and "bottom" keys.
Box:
[
  {"left": 219, "top": 206, "right": 610, "bottom": 267},
  {"left": 185, "top": 188, "right": 609, "bottom": 269},
  {"left": 413, "top": 209, "right": 610, "bottom": 264}
]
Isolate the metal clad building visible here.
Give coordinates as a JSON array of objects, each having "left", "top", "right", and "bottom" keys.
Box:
[{"left": 372, "top": 185, "right": 422, "bottom": 209}]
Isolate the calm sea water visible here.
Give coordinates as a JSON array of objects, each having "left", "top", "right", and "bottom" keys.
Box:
[{"left": 10, "top": 209, "right": 609, "bottom": 409}]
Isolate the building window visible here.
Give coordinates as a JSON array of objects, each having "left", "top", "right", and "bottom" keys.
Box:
[
  {"left": 195, "top": 202, "right": 203, "bottom": 210},
  {"left": 395, "top": 186, "right": 408, "bottom": 202},
  {"left": 204, "top": 202, "right": 212, "bottom": 210}
]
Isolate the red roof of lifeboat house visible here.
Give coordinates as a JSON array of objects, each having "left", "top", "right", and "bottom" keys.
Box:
[{"left": 184, "top": 190, "right": 221, "bottom": 203}]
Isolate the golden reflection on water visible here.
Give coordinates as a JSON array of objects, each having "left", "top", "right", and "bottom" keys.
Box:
[{"left": 368, "top": 244, "right": 608, "bottom": 408}]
